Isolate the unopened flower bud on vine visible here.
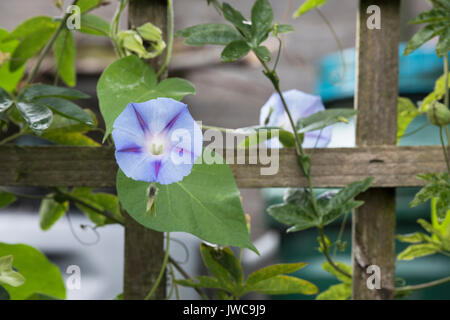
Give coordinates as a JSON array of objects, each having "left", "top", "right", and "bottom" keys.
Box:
[{"left": 427, "top": 101, "right": 450, "bottom": 126}]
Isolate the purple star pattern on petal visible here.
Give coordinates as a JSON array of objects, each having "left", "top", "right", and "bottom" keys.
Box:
[{"left": 112, "top": 98, "right": 203, "bottom": 185}]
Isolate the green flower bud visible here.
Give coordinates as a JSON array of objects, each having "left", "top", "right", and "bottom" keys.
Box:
[{"left": 427, "top": 101, "right": 450, "bottom": 126}]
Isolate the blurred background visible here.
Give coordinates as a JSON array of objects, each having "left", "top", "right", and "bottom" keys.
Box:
[{"left": 0, "top": 0, "right": 449, "bottom": 299}]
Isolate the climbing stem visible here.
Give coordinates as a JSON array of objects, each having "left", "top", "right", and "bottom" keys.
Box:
[
  {"left": 145, "top": 232, "right": 171, "bottom": 300},
  {"left": 318, "top": 227, "right": 351, "bottom": 279},
  {"left": 156, "top": 0, "right": 174, "bottom": 78},
  {"left": 396, "top": 276, "right": 450, "bottom": 293}
]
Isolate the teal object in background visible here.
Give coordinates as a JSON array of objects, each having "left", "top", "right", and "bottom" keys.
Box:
[{"left": 262, "top": 44, "right": 450, "bottom": 300}]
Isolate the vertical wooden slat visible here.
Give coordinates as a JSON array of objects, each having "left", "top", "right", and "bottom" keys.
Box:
[
  {"left": 352, "top": 0, "right": 401, "bottom": 300},
  {"left": 124, "top": 0, "right": 168, "bottom": 300}
]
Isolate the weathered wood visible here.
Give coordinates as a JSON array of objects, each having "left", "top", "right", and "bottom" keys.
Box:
[
  {"left": 0, "top": 145, "right": 445, "bottom": 188},
  {"left": 352, "top": 0, "right": 401, "bottom": 300},
  {"left": 123, "top": 0, "right": 167, "bottom": 300}
]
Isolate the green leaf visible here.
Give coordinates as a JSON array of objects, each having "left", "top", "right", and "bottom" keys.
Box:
[
  {"left": 70, "top": 188, "right": 122, "bottom": 227},
  {"left": 221, "top": 40, "right": 251, "bottom": 62},
  {"left": 322, "top": 261, "right": 352, "bottom": 284},
  {"left": 253, "top": 46, "right": 271, "bottom": 62},
  {"left": 33, "top": 97, "right": 94, "bottom": 126},
  {"left": 16, "top": 101, "right": 53, "bottom": 132},
  {"left": 222, "top": 3, "right": 252, "bottom": 39},
  {"left": 293, "top": 0, "right": 328, "bottom": 18},
  {"left": 200, "top": 244, "right": 242, "bottom": 288},
  {"left": 420, "top": 74, "right": 450, "bottom": 112},
  {"left": 0, "top": 29, "right": 25, "bottom": 93},
  {"left": 321, "top": 177, "right": 373, "bottom": 223},
  {"left": 268, "top": 203, "right": 319, "bottom": 232},
  {"left": 0, "top": 285, "right": 9, "bottom": 300},
  {"left": 155, "top": 78, "right": 196, "bottom": 100},
  {"left": 274, "top": 24, "right": 294, "bottom": 35},
  {"left": 404, "top": 23, "right": 448, "bottom": 56},
  {"left": 42, "top": 110, "right": 96, "bottom": 133},
  {"left": 0, "top": 192, "right": 16, "bottom": 209},
  {"left": 246, "top": 263, "right": 307, "bottom": 286},
  {"left": 21, "top": 84, "right": 90, "bottom": 101},
  {"left": 316, "top": 283, "right": 351, "bottom": 300},
  {"left": 25, "top": 292, "right": 61, "bottom": 300},
  {"left": 237, "top": 126, "right": 295, "bottom": 148},
  {"left": 0, "top": 255, "right": 25, "bottom": 287},
  {"left": 3, "top": 16, "right": 57, "bottom": 42},
  {"left": 397, "top": 232, "right": 432, "bottom": 244},
  {"left": 409, "top": 8, "right": 450, "bottom": 25},
  {"left": 77, "top": 0, "right": 102, "bottom": 12},
  {"left": 297, "top": 109, "right": 357, "bottom": 134},
  {"left": 79, "top": 14, "right": 110, "bottom": 36},
  {"left": 176, "top": 24, "right": 243, "bottom": 46},
  {"left": 0, "top": 86, "right": 13, "bottom": 112},
  {"left": 244, "top": 275, "right": 318, "bottom": 295},
  {"left": 410, "top": 173, "right": 449, "bottom": 208},
  {"left": 436, "top": 26, "right": 450, "bottom": 57},
  {"left": 175, "top": 276, "right": 225, "bottom": 290},
  {"left": 0, "top": 243, "right": 65, "bottom": 300},
  {"left": 116, "top": 149, "right": 256, "bottom": 252},
  {"left": 97, "top": 55, "right": 195, "bottom": 141},
  {"left": 397, "top": 97, "right": 420, "bottom": 143},
  {"left": 39, "top": 198, "right": 69, "bottom": 231},
  {"left": 53, "top": 29, "right": 76, "bottom": 87},
  {"left": 251, "top": 0, "right": 274, "bottom": 45},
  {"left": 42, "top": 131, "right": 99, "bottom": 146},
  {"left": 397, "top": 243, "right": 440, "bottom": 261}
]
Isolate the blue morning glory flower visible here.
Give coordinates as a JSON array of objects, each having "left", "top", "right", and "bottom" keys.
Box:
[
  {"left": 112, "top": 98, "right": 203, "bottom": 185},
  {"left": 259, "top": 89, "right": 332, "bottom": 148}
]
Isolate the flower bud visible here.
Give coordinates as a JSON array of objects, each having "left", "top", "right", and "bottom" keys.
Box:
[{"left": 427, "top": 101, "right": 450, "bottom": 126}]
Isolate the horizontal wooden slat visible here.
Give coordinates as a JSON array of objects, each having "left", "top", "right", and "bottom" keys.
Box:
[{"left": 0, "top": 146, "right": 445, "bottom": 188}]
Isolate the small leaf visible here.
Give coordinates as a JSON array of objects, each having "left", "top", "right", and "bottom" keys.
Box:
[
  {"left": 221, "top": 40, "right": 251, "bottom": 62},
  {"left": 297, "top": 109, "right": 357, "bottom": 134},
  {"left": 200, "top": 244, "right": 236, "bottom": 290},
  {"left": 39, "top": 198, "right": 69, "bottom": 231},
  {"left": 251, "top": 0, "right": 274, "bottom": 45},
  {"left": 396, "top": 232, "right": 432, "bottom": 244},
  {"left": 322, "top": 261, "right": 352, "bottom": 284},
  {"left": 222, "top": 3, "right": 252, "bottom": 39},
  {"left": 274, "top": 24, "right": 294, "bottom": 35},
  {"left": 293, "top": 0, "right": 328, "bottom": 18},
  {"left": 420, "top": 74, "right": 450, "bottom": 112},
  {"left": 0, "top": 87, "right": 13, "bottom": 112},
  {"left": 253, "top": 46, "right": 271, "bottom": 62},
  {"left": 397, "top": 243, "right": 440, "bottom": 261},
  {"left": 53, "top": 29, "right": 76, "bottom": 87},
  {"left": 268, "top": 203, "right": 319, "bottom": 232},
  {"left": 246, "top": 263, "right": 307, "bottom": 286},
  {"left": 404, "top": 24, "right": 447, "bottom": 56},
  {"left": 176, "top": 23, "right": 242, "bottom": 46},
  {"left": 245, "top": 275, "right": 318, "bottom": 295},
  {"left": 16, "top": 101, "right": 53, "bottom": 132},
  {"left": 79, "top": 14, "right": 110, "bottom": 36},
  {"left": 397, "top": 97, "right": 420, "bottom": 143},
  {"left": 0, "top": 255, "right": 25, "bottom": 287},
  {"left": 0, "top": 192, "right": 16, "bottom": 209},
  {"left": 21, "top": 84, "right": 90, "bottom": 101},
  {"left": 237, "top": 126, "right": 295, "bottom": 148},
  {"left": 33, "top": 97, "right": 94, "bottom": 126},
  {"left": 316, "top": 283, "right": 351, "bottom": 300}
]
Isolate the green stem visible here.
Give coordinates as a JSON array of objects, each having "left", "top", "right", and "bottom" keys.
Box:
[
  {"left": 145, "top": 232, "right": 171, "bottom": 300},
  {"left": 110, "top": 0, "right": 128, "bottom": 58},
  {"left": 318, "top": 227, "right": 351, "bottom": 279},
  {"left": 395, "top": 276, "right": 450, "bottom": 293},
  {"left": 333, "top": 211, "right": 348, "bottom": 259},
  {"left": 22, "top": 0, "right": 79, "bottom": 89},
  {"left": 444, "top": 54, "right": 449, "bottom": 164},
  {"left": 156, "top": 0, "right": 174, "bottom": 78},
  {"left": 0, "top": 130, "right": 26, "bottom": 145},
  {"left": 169, "top": 256, "right": 209, "bottom": 300}
]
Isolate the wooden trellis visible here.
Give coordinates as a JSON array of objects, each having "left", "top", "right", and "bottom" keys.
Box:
[{"left": 0, "top": 0, "right": 446, "bottom": 300}]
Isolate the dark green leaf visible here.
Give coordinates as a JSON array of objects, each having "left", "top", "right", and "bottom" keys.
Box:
[
  {"left": 0, "top": 192, "right": 16, "bottom": 209},
  {"left": 0, "top": 286, "right": 9, "bottom": 300},
  {"left": 16, "top": 101, "right": 53, "bottom": 132},
  {"left": 21, "top": 84, "right": 90, "bottom": 100},
  {"left": 409, "top": 8, "right": 450, "bottom": 25},
  {"left": 251, "top": 0, "right": 274, "bottom": 45},
  {"left": 436, "top": 26, "right": 450, "bottom": 57},
  {"left": 39, "top": 198, "right": 69, "bottom": 231},
  {"left": 53, "top": 29, "right": 76, "bottom": 87},
  {"left": 200, "top": 244, "right": 237, "bottom": 290},
  {"left": 253, "top": 45, "right": 271, "bottom": 62},
  {"left": 116, "top": 149, "right": 256, "bottom": 252},
  {"left": 404, "top": 23, "right": 448, "bottom": 56},
  {"left": 222, "top": 3, "right": 252, "bottom": 39},
  {"left": 221, "top": 40, "right": 251, "bottom": 62},
  {"left": 293, "top": 0, "right": 328, "bottom": 18},
  {"left": 33, "top": 97, "right": 94, "bottom": 126},
  {"left": 297, "top": 109, "right": 357, "bottom": 134},
  {"left": 175, "top": 276, "right": 225, "bottom": 290},
  {"left": 246, "top": 263, "right": 307, "bottom": 286},
  {"left": 176, "top": 23, "right": 242, "bottom": 46},
  {"left": 79, "top": 14, "right": 110, "bottom": 36},
  {"left": 0, "top": 87, "right": 13, "bottom": 112}
]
